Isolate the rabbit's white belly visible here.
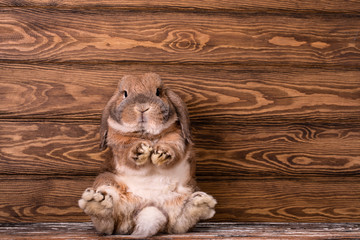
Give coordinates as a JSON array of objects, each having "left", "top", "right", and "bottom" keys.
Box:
[{"left": 116, "top": 160, "right": 192, "bottom": 204}]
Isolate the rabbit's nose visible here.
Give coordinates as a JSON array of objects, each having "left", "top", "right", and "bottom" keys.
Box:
[
  {"left": 136, "top": 105, "right": 150, "bottom": 113},
  {"left": 141, "top": 108, "right": 150, "bottom": 113}
]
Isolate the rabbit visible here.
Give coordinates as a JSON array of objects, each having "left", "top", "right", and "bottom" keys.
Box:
[{"left": 78, "top": 73, "right": 216, "bottom": 238}]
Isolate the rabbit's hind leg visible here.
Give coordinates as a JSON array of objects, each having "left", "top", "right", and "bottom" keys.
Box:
[
  {"left": 79, "top": 186, "right": 117, "bottom": 235},
  {"left": 168, "top": 191, "right": 217, "bottom": 234}
]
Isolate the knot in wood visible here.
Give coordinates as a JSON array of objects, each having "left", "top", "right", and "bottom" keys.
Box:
[{"left": 164, "top": 30, "right": 209, "bottom": 53}]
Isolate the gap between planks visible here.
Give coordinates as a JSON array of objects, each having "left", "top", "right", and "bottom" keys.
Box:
[
  {"left": 0, "top": 222, "right": 360, "bottom": 239},
  {"left": 0, "top": 1, "right": 360, "bottom": 16}
]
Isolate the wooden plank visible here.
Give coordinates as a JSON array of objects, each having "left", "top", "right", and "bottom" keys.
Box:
[
  {"left": 0, "top": 222, "right": 359, "bottom": 240},
  {"left": 0, "top": 0, "right": 359, "bottom": 14},
  {"left": 196, "top": 123, "right": 360, "bottom": 177},
  {"left": 1, "top": 176, "right": 360, "bottom": 223},
  {"left": 0, "top": 122, "right": 106, "bottom": 175},
  {"left": 203, "top": 177, "right": 360, "bottom": 222},
  {"left": 1, "top": 121, "right": 359, "bottom": 177},
  {"left": 0, "top": 176, "right": 90, "bottom": 223},
  {"left": 1, "top": 64, "right": 359, "bottom": 123},
  {"left": 0, "top": 9, "right": 360, "bottom": 66}
]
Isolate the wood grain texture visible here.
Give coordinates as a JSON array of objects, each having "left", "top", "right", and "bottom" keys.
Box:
[
  {"left": 1, "top": 64, "right": 359, "bottom": 123},
  {"left": 0, "top": 9, "right": 359, "bottom": 66},
  {"left": 203, "top": 177, "right": 360, "bottom": 222},
  {"left": 1, "top": 176, "right": 360, "bottom": 223},
  {"left": 196, "top": 124, "right": 360, "bottom": 177},
  {"left": 0, "top": 176, "right": 90, "bottom": 223},
  {"left": 1, "top": 122, "right": 359, "bottom": 177},
  {"left": 0, "top": 122, "right": 106, "bottom": 175},
  {"left": 1, "top": 0, "right": 360, "bottom": 226},
  {"left": 1, "top": 0, "right": 360, "bottom": 14},
  {"left": 0, "top": 222, "right": 360, "bottom": 240}
]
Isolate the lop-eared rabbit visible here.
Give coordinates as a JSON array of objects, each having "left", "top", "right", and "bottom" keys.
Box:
[{"left": 79, "top": 73, "right": 216, "bottom": 238}]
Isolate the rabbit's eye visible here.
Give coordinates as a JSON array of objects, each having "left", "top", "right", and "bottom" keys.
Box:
[
  {"left": 156, "top": 88, "right": 161, "bottom": 96},
  {"left": 123, "top": 91, "right": 128, "bottom": 98}
]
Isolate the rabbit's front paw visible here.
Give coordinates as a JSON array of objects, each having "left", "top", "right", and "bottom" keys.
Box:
[
  {"left": 189, "top": 191, "right": 217, "bottom": 220},
  {"left": 151, "top": 144, "right": 174, "bottom": 166},
  {"left": 129, "top": 141, "right": 153, "bottom": 166}
]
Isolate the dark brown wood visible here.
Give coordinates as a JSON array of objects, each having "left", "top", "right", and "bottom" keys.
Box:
[
  {"left": 1, "top": 0, "right": 359, "bottom": 14},
  {"left": 1, "top": 0, "right": 360, "bottom": 226},
  {"left": 0, "top": 122, "right": 105, "bottom": 175},
  {"left": 201, "top": 177, "right": 360, "bottom": 222},
  {"left": 0, "top": 222, "right": 360, "bottom": 239},
  {"left": 0, "top": 9, "right": 359, "bottom": 66},
  {"left": 196, "top": 123, "right": 360, "bottom": 177},
  {"left": 0, "top": 176, "right": 91, "bottom": 223},
  {"left": 1, "top": 176, "right": 360, "bottom": 223},
  {"left": 1, "top": 121, "right": 359, "bottom": 177},
  {"left": 1, "top": 64, "right": 359, "bottom": 124}
]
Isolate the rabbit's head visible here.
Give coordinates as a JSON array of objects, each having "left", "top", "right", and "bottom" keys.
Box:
[{"left": 100, "top": 73, "right": 191, "bottom": 150}]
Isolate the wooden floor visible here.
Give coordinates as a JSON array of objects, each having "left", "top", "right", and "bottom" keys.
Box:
[{"left": 0, "top": 222, "right": 360, "bottom": 239}]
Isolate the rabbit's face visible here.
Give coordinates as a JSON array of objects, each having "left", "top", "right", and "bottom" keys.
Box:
[{"left": 108, "top": 74, "right": 176, "bottom": 135}]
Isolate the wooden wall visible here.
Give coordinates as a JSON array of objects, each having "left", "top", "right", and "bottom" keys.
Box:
[{"left": 0, "top": 1, "right": 360, "bottom": 223}]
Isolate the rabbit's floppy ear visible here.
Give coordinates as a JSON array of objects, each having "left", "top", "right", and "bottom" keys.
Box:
[
  {"left": 166, "top": 89, "right": 192, "bottom": 144},
  {"left": 99, "top": 91, "right": 119, "bottom": 150}
]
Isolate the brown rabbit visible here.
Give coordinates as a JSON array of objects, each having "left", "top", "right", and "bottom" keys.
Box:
[{"left": 78, "top": 73, "right": 216, "bottom": 238}]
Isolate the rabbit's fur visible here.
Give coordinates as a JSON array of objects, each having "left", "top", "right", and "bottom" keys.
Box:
[{"left": 79, "top": 73, "right": 216, "bottom": 237}]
